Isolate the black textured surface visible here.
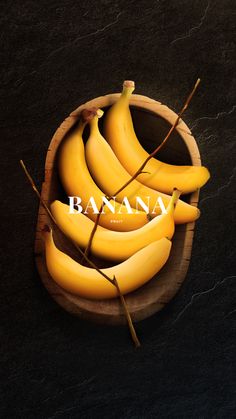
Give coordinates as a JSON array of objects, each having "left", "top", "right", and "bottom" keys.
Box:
[{"left": 1, "top": 1, "right": 236, "bottom": 418}]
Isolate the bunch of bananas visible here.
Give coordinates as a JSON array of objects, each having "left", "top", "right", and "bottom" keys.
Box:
[{"left": 44, "top": 81, "right": 210, "bottom": 300}]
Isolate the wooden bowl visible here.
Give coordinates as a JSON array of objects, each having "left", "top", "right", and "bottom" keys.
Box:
[{"left": 35, "top": 93, "right": 200, "bottom": 325}]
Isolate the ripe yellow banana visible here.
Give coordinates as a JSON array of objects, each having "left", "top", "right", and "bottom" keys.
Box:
[
  {"left": 43, "top": 227, "right": 172, "bottom": 299},
  {"left": 85, "top": 110, "right": 200, "bottom": 224},
  {"left": 51, "top": 189, "right": 179, "bottom": 261},
  {"left": 104, "top": 80, "right": 210, "bottom": 194},
  {"left": 57, "top": 109, "right": 149, "bottom": 232}
]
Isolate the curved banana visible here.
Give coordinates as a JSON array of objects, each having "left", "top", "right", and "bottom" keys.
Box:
[
  {"left": 85, "top": 110, "right": 200, "bottom": 224},
  {"left": 43, "top": 227, "right": 172, "bottom": 299},
  {"left": 51, "top": 189, "right": 179, "bottom": 261},
  {"left": 103, "top": 80, "right": 210, "bottom": 194},
  {"left": 57, "top": 109, "right": 149, "bottom": 232}
]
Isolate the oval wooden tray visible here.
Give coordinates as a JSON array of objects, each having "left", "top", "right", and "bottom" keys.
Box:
[{"left": 35, "top": 93, "right": 200, "bottom": 325}]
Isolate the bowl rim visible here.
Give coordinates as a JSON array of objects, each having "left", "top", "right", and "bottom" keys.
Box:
[{"left": 35, "top": 93, "right": 200, "bottom": 325}]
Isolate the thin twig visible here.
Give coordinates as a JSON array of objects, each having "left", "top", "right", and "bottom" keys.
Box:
[
  {"left": 84, "top": 201, "right": 106, "bottom": 258},
  {"left": 84, "top": 79, "right": 200, "bottom": 256},
  {"left": 113, "top": 276, "right": 140, "bottom": 348},
  {"left": 20, "top": 159, "right": 140, "bottom": 348},
  {"left": 20, "top": 160, "right": 57, "bottom": 225}
]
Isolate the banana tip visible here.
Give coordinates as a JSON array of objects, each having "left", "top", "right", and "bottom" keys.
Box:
[
  {"left": 196, "top": 208, "right": 201, "bottom": 220},
  {"left": 204, "top": 167, "right": 211, "bottom": 182}
]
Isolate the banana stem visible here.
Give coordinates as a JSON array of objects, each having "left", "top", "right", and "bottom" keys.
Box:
[
  {"left": 89, "top": 116, "right": 100, "bottom": 136},
  {"left": 85, "top": 108, "right": 103, "bottom": 137},
  {"left": 20, "top": 159, "right": 140, "bottom": 348},
  {"left": 122, "top": 80, "right": 135, "bottom": 98},
  {"left": 167, "top": 188, "right": 181, "bottom": 214},
  {"left": 77, "top": 120, "right": 87, "bottom": 135}
]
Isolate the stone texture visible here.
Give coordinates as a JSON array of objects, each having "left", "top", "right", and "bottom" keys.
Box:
[{"left": 1, "top": 0, "right": 236, "bottom": 417}]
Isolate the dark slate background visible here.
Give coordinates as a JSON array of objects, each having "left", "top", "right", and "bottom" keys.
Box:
[{"left": 1, "top": 1, "right": 236, "bottom": 417}]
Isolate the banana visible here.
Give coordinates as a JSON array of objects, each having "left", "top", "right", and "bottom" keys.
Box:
[
  {"left": 85, "top": 109, "right": 200, "bottom": 224},
  {"left": 57, "top": 109, "right": 149, "bottom": 232},
  {"left": 43, "top": 227, "right": 172, "bottom": 299},
  {"left": 51, "top": 189, "right": 179, "bottom": 261},
  {"left": 103, "top": 80, "right": 210, "bottom": 195}
]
